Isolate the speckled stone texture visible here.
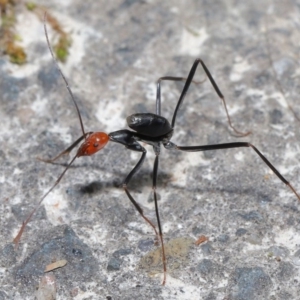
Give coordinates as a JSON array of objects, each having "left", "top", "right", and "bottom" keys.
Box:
[{"left": 1, "top": 1, "right": 300, "bottom": 299}]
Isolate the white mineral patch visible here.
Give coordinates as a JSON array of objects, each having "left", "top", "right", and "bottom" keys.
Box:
[{"left": 180, "top": 27, "right": 209, "bottom": 57}]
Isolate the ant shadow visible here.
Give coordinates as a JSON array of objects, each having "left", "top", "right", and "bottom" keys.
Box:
[{"left": 48, "top": 158, "right": 277, "bottom": 209}]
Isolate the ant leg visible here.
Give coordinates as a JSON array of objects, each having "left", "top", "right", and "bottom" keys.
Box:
[
  {"left": 164, "top": 141, "right": 300, "bottom": 201},
  {"left": 156, "top": 76, "right": 205, "bottom": 115},
  {"left": 38, "top": 132, "right": 92, "bottom": 163},
  {"left": 122, "top": 148, "right": 159, "bottom": 238},
  {"left": 152, "top": 146, "right": 167, "bottom": 285},
  {"left": 171, "top": 59, "right": 251, "bottom": 137}
]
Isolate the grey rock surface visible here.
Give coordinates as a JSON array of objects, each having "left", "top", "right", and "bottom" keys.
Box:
[{"left": 1, "top": 1, "right": 300, "bottom": 299}]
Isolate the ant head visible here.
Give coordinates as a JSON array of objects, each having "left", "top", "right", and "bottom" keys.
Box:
[{"left": 77, "top": 132, "right": 109, "bottom": 157}]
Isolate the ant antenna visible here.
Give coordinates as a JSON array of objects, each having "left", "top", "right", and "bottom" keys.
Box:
[
  {"left": 43, "top": 12, "right": 86, "bottom": 137},
  {"left": 13, "top": 13, "right": 98, "bottom": 247},
  {"left": 13, "top": 155, "right": 78, "bottom": 246}
]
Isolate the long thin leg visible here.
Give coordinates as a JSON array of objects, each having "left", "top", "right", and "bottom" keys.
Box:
[
  {"left": 152, "top": 146, "right": 167, "bottom": 285},
  {"left": 122, "top": 149, "right": 159, "bottom": 238},
  {"left": 156, "top": 76, "right": 205, "bottom": 115},
  {"left": 164, "top": 141, "right": 300, "bottom": 201},
  {"left": 170, "top": 59, "right": 251, "bottom": 137},
  {"left": 110, "top": 131, "right": 166, "bottom": 283}
]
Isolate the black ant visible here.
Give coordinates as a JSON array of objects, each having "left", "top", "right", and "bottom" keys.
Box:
[{"left": 13, "top": 14, "right": 300, "bottom": 285}]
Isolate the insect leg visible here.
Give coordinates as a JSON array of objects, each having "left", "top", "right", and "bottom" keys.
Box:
[
  {"left": 122, "top": 147, "right": 159, "bottom": 238},
  {"left": 164, "top": 141, "right": 300, "bottom": 201},
  {"left": 151, "top": 144, "right": 167, "bottom": 285},
  {"left": 155, "top": 76, "right": 205, "bottom": 116},
  {"left": 171, "top": 59, "right": 251, "bottom": 137}
]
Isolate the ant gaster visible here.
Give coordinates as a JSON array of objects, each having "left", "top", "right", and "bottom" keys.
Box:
[{"left": 14, "top": 14, "right": 300, "bottom": 285}]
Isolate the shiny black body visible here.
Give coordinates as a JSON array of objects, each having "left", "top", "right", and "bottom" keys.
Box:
[
  {"left": 110, "top": 113, "right": 173, "bottom": 149},
  {"left": 25, "top": 20, "right": 300, "bottom": 285},
  {"left": 105, "top": 59, "right": 293, "bottom": 272}
]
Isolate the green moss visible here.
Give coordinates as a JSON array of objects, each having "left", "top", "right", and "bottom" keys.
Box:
[
  {"left": 55, "top": 36, "right": 71, "bottom": 62},
  {"left": 25, "top": 2, "right": 37, "bottom": 11},
  {"left": 7, "top": 44, "right": 27, "bottom": 64}
]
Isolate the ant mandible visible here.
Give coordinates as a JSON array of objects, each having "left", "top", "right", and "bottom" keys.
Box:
[{"left": 13, "top": 14, "right": 300, "bottom": 286}]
